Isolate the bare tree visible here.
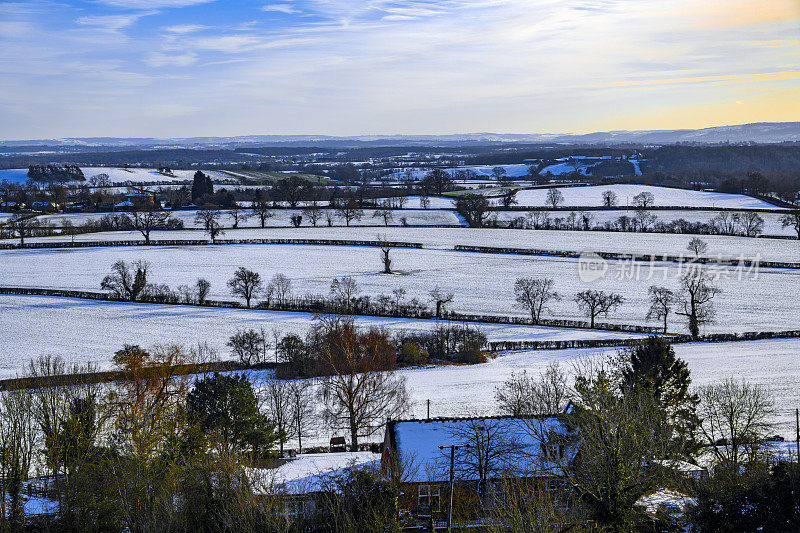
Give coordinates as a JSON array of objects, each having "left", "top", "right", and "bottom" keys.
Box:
[
  {"left": 601, "top": 190, "right": 618, "bottom": 207},
  {"left": 101, "top": 260, "right": 149, "bottom": 301},
  {"left": 337, "top": 198, "right": 364, "bottom": 226},
  {"left": 495, "top": 363, "right": 570, "bottom": 416},
  {"left": 227, "top": 267, "right": 262, "bottom": 307},
  {"left": 377, "top": 236, "right": 393, "bottom": 274},
  {"left": 318, "top": 325, "right": 408, "bottom": 450},
  {"left": 391, "top": 288, "right": 406, "bottom": 310},
  {"left": 305, "top": 206, "right": 323, "bottom": 227},
  {"left": 195, "top": 278, "right": 211, "bottom": 304},
  {"left": 195, "top": 208, "right": 225, "bottom": 243},
  {"left": 227, "top": 328, "right": 266, "bottom": 364},
  {"left": 698, "top": 378, "right": 776, "bottom": 470},
  {"left": 288, "top": 381, "right": 316, "bottom": 454},
  {"left": 646, "top": 286, "right": 675, "bottom": 333},
  {"left": 6, "top": 215, "right": 37, "bottom": 245},
  {"left": 429, "top": 286, "right": 454, "bottom": 319},
  {"left": 526, "top": 210, "right": 549, "bottom": 229},
  {"left": 330, "top": 276, "right": 359, "bottom": 312},
  {"left": 372, "top": 207, "right": 394, "bottom": 226},
  {"left": 545, "top": 188, "right": 564, "bottom": 209},
  {"left": 687, "top": 237, "right": 708, "bottom": 257},
  {"left": 633, "top": 209, "right": 657, "bottom": 231},
  {"left": 780, "top": 210, "right": 800, "bottom": 239},
  {"left": 131, "top": 205, "right": 174, "bottom": 244},
  {"left": 419, "top": 195, "right": 431, "bottom": 209},
  {"left": 447, "top": 417, "right": 524, "bottom": 500},
  {"left": 228, "top": 206, "right": 251, "bottom": 229},
  {"left": 632, "top": 191, "right": 655, "bottom": 208},
  {"left": 738, "top": 211, "right": 764, "bottom": 237},
  {"left": 263, "top": 379, "right": 293, "bottom": 455},
  {"left": 676, "top": 268, "right": 721, "bottom": 338},
  {"left": 267, "top": 273, "right": 292, "bottom": 305},
  {"left": 574, "top": 290, "right": 624, "bottom": 328},
  {"left": 252, "top": 191, "right": 274, "bottom": 228},
  {"left": 513, "top": 277, "right": 560, "bottom": 325}
]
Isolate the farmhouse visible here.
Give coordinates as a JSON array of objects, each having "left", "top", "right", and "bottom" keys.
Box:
[{"left": 381, "top": 414, "right": 578, "bottom": 529}]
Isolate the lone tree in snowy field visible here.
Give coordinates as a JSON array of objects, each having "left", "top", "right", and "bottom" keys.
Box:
[
  {"left": 633, "top": 191, "right": 655, "bottom": 208},
  {"left": 429, "top": 286, "right": 454, "bottom": 319},
  {"left": 251, "top": 189, "right": 273, "bottom": 228},
  {"left": 131, "top": 204, "right": 175, "bottom": 244},
  {"left": 646, "top": 286, "right": 675, "bottom": 333},
  {"left": 228, "top": 206, "right": 250, "bottom": 229},
  {"left": 227, "top": 267, "right": 262, "bottom": 308},
  {"left": 101, "top": 260, "right": 149, "bottom": 301},
  {"left": 191, "top": 170, "right": 213, "bottom": 203},
  {"left": 336, "top": 198, "right": 364, "bottom": 226},
  {"left": 601, "top": 190, "right": 618, "bottom": 207},
  {"left": 377, "top": 236, "right": 393, "bottom": 274},
  {"left": 575, "top": 290, "right": 623, "bottom": 328},
  {"left": 372, "top": 206, "right": 394, "bottom": 226},
  {"left": 513, "top": 277, "right": 560, "bottom": 325},
  {"left": 545, "top": 188, "right": 564, "bottom": 208},
  {"left": 780, "top": 210, "right": 800, "bottom": 239},
  {"left": 195, "top": 208, "right": 224, "bottom": 243},
  {"left": 676, "top": 268, "right": 721, "bottom": 338},
  {"left": 687, "top": 237, "right": 709, "bottom": 258},
  {"left": 492, "top": 166, "right": 508, "bottom": 181}
]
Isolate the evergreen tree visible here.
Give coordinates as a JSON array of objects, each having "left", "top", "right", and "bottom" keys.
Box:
[
  {"left": 187, "top": 373, "right": 281, "bottom": 457},
  {"left": 191, "top": 171, "right": 214, "bottom": 203},
  {"left": 620, "top": 337, "right": 700, "bottom": 456}
]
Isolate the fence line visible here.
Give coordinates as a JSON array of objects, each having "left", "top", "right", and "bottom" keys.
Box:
[
  {"left": 454, "top": 245, "right": 800, "bottom": 269},
  {"left": 0, "top": 238, "right": 424, "bottom": 250}
]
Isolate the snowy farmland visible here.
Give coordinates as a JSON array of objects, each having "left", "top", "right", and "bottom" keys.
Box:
[
  {"left": 0, "top": 294, "right": 647, "bottom": 379},
  {"left": 506, "top": 184, "right": 780, "bottom": 209},
  {"left": 11, "top": 222, "right": 800, "bottom": 261},
  {"left": 1, "top": 243, "right": 798, "bottom": 333},
  {"left": 236, "top": 338, "right": 800, "bottom": 442}
]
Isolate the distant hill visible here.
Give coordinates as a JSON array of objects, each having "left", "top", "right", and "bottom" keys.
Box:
[{"left": 2, "top": 122, "right": 799, "bottom": 150}]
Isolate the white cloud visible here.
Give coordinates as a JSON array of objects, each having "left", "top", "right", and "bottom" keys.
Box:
[
  {"left": 262, "top": 4, "right": 299, "bottom": 14},
  {"left": 145, "top": 52, "right": 197, "bottom": 67},
  {"left": 95, "top": 0, "right": 215, "bottom": 8},
  {"left": 76, "top": 11, "right": 157, "bottom": 31},
  {"left": 164, "top": 24, "right": 208, "bottom": 34}
]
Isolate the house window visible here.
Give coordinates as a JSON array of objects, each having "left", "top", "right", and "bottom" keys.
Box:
[
  {"left": 282, "top": 499, "right": 306, "bottom": 519},
  {"left": 418, "top": 484, "right": 441, "bottom": 515},
  {"left": 545, "top": 443, "right": 565, "bottom": 461},
  {"left": 482, "top": 480, "right": 506, "bottom": 510}
]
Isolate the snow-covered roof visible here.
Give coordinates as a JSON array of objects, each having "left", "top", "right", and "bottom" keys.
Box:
[
  {"left": 251, "top": 451, "right": 380, "bottom": 495},
  {"left": 637, "top": 490, "right": 696, "bottom": 517},
  {"left": 387, "top": 415, "right": 576, "bottom": 483}
]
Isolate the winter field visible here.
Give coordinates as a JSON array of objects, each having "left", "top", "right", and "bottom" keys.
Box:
[
  {"left": 8, "top": 224, "right": 800, "bottom": 262},
  {"left": 234, "top": 338, "right": 800, "bottom": 443},
  {"left": 1, "top": 243, "right": 797, "bottom": 333},
  {"left": 505, "top": 184, "right": 779, "bottom": 209},
  {"left": 0, "top": 294, "right": 647, "bottom": 379}
]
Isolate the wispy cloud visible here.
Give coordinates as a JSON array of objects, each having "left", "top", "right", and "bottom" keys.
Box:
[
  {"left": 262, "top": 4, "right": 300, "bottom": 15},
  {"left": 76, "top": 11, "right": 157, "bottom": 31},
  {"left": 164, "top": 24, "right": 208, "bottom": 34}
]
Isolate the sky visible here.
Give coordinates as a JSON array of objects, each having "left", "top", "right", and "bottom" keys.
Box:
[{"left": 0, "top": 0, "right": 799, "bottom": 139}]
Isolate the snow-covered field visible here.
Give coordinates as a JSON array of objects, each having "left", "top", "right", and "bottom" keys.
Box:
[
  {"left": 38, "top": 207, "right": 462, "bottom": 229},
  {"left": 10, "top": 225, "right": 800, "bottom": 262},
  {"left": 0, "top": 294, "right": 646, "bottom": 379},
  {"left": 2, "top": 244, "right": 797, "bottom": 333},
  {"left": 490, "top": 209, "right": 795, "bottom": 237},
  {"left": 508, "top": 184, "right": 779, "bottom": 209},
  {"left": 240, "top": 339, "right": 800, "bottom": 441}
]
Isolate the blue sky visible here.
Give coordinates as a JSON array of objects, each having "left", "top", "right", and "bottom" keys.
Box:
[{"left": 0, "top": 0, "right": 798, "bottom": 139}]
